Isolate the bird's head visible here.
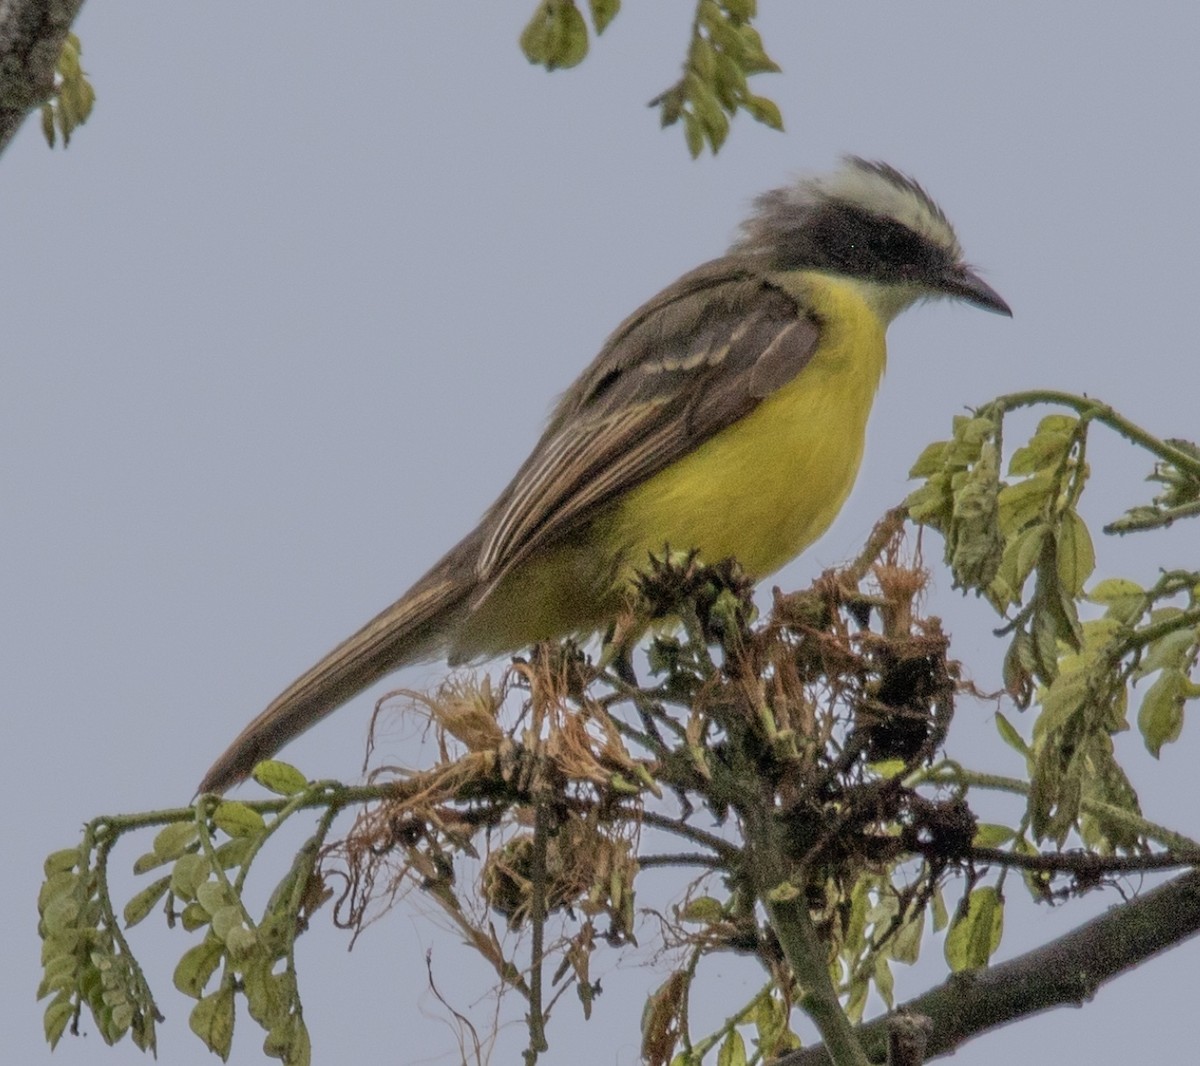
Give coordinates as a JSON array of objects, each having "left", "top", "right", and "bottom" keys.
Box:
[{"left": 733, "top": 156, "right": 1012, "bottom": 322}]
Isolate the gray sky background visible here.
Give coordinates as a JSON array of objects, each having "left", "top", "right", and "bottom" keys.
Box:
[{"left": 4, "top": 3, "right": 1199, "bottom": 1064}]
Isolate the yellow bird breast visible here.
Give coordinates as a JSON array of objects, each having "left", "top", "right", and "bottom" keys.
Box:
[
  {"left": 453, "top": 274, "right": 889, "bottom": 660},
  {"left": 608, "top": 273, "right": 889, "bottom": 579}
]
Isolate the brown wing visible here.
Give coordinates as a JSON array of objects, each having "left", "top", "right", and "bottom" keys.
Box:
[
  {"left": 197, "top": 258, "right": 822, "bottom": 794},
  {"left": 474, "top": 255, "right": 823, "bottom": 593}
]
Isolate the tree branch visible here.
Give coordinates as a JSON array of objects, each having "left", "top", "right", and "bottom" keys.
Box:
[
  {"left": 966, "top": 845, "right": 1200, "bottom": 876},
  {"left": 0, "top": 0, "right": 86, "bottom": 154},
  {"left": 781, "top": 869, "right": 1200, "bottom": 1065}
]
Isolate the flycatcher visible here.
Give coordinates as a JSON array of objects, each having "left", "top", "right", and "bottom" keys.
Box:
[{"left": 200, "top": 157, "right": 1010, "bottom": 794}]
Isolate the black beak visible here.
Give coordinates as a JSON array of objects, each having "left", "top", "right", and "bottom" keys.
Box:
[{"left": 939, "top": 265, "right": 1012, "bottom": 317}]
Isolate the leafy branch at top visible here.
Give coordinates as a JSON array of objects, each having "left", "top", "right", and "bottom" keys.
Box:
[
  {"left": 18, "top": 5, "right": 786, "bottom": 159},
  {"left": 519, "top": 0, "right": 784, "bottom": 157},
  {"left": 649, "top": 0, "right": 782, "bottom": 157},
  {"left": 40, "top": 32, "right": 94, "bottom": 148},
  {"left": 519, "top": 0, "right": 619, "bottom": 72}
]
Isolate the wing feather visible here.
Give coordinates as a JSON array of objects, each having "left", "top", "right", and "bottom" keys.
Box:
[{"left": 474, "top": 256, "right": 823, "bottom": 592}]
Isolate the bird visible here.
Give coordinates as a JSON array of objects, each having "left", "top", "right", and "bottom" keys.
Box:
[{"left": 199, "top": 157, "right": 1011, "bottom": 794}]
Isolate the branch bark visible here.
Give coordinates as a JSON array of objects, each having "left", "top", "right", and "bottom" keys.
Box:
[
  {"left": 0, "top": 0, "right": 86, "bottom": 155},
  {"left": 781, "top": 869, "right": 1200, "bottom": 1066}
]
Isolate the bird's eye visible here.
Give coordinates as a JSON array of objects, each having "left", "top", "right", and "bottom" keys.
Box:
[{"left": 866, "top": 219, "right": 939, "bottom": 280}]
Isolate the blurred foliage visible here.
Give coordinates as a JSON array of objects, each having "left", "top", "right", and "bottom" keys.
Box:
[
  {"left": 40, "top": 33, "right": 95, "bottom": 149},
  {"left": 31, "top": 6, "right": 786, "bottom": 157},
  {"left": 519, "top": 0, "right": 783, "bottom": 157},
  {"left": 37, "top": 394, "right": 1200, "bottom": 1065},
  {"left": 648, "top": 0, "right": 782, "bottom": 157}
]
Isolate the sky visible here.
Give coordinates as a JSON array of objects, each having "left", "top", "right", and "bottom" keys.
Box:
[{"left": 4, "top": 3, "right": 1199, "bottom": 1064}]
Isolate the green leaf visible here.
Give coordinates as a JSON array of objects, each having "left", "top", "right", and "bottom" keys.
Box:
[
  {"left": 691, "top": 36, "right": 717, "bottom": 81},
  {"left": 252, "top": 760, "right": 308, "bottom": 796},
  {"left": 679, "top": 896, "right": 724, "bottom": 923},
  {"left": 213, "top": 800, "right": 266, "bottom": 838},
  {"left": 181, "top": 901, "right": 212, "bottom": 932},
  {"left": 1010, "top": 834, "right": 1050, "bottom": 899},
  {"left": 38, "top": 870, "right": 78, "bottom": 914},
  {"left": 718, "top": 1029, "right": 748, "bottom": 1066},
  {"left": 1029, "top": 741, "right": 1082, "bottom": 844},
  {"left": 949, "top": 440, "right": 1003, "bottom": 589},
  {"left": 1056, "top": 510, "right": 1095, "bottom": 596},
  {"left": 588, "top": 0, "right": 620, "bottom": 34},
  {"left": 868, "top": 758, "right": 907, "bottom": 780},
  {"left": 722, "top": 0, "right": 757, "bottom": 19},
  {"left": 608, "top": 771, "right": 641, "bottom": 795},
  {"left": 712, "top": 50, "right": 748, "bottom": 109},
  {"left": 224, "top": 924, "right": 259, "bottom": 962},
  {"left": 742, "top": 93, "right": 783, "bottom": 130},
  {"left": 686, "top": 73, "right": 730, "bottom": 152},
  {"left": 132, "top": 851, "right": 163, "bottom": 876},
  {"left": 154, "top": 821, "right": 199, "bottom": 861},
  {"left": 1088, "top": 577, "right": 1146, "bottom": 625},
  {"left": 44, "top": 996, "right": 73, "bottom": 1048},
  {"left": 41, "top": 102, "right": 56, "bottom": 147},
  {"left": 908, "top": 439, "right": 950, "bottom": 479},
  {"left": 1137, "top": 625, "right": 1197, "bottom": 677},
  {"left": 1035, "top": 413, "right": 1080, "bottom": 436},
  {"left": 123, "top": 876, "right": 171, "bottom": 928},
  {"left": 904, "top": 481, "right": 946, "bottom": 525},
  {"left": 993, "top": 523, "right": 1048, "bottom": 608},
  {"left": 1079, "top": 615, "right": 1124, "bottom": 654},
  {"left": 890, "top": 905, "right": 924, "bottom": 964},
  {"left": 189, "top": 984, "right": 235, "bottom": 1060},
  {"left": 546, "top": 0, "right": 589, "bottom": 69},
  {"left": 170, "top": 853, "right": 211, "bottom": 901},
  {"left": 972, "top": 823, "right": 1016, "bottom": 848},
  {"left": 519, "top": 1, "right": 554, "bottom": 63},
  {"left": 844, "top": 969, "right": 868, "bottom": 1024},
  {"left": 733, "top": 23, "right": 779, "bottom": 72},
  {"left": 43, "top": 848, "right": 82, "bottom": 877},
  {"left": 174, "top": 938, "right": 224, "bottom": 998},
  {"left": 995, "top": 711, "right": 1029, "bottom": 754},
  {"left": 209, "top": 903, "right": 244, "bottom": 941},
  {"left": 1008, "top": 416, "right": 1076, "bottom": 475},
  {"left": 1078, "top": 735, "right": 1143, "bottom": 850},
  {"left": 265, "top": 1013, "right": 311, "bottom": 1066},
  {"left": 51, "top": 33, "right": 95, "bottom": 148},
  {"left": 196, "top": 880, "right": 231, "bottom": 916},
  {"left": 214, "top": 836, "right": 255, "bottom": 869},
  {"left": 842, "top": 878, "right": 869, "bottom": 956},
  {"left": 766, "top": 881, "right": 799, "bottom": 903},
  {"left": 243, "top": 956, "right": 284, "bottom": 1027},
  {"left": 290, "top": 1016, "right": 313, "bottom": 1066},
  {"left": 944, "top": 886, "right": 1003, "bottom": 971},
  {"left": 110, "top": 1001, "right": 135, "bottom": 1033},
  {"left": 998, "top": 473, "right": 1054, "bottom": 533},
  {"left": 1002, "top": 630, "right": 1035, "bottom": 707},
  {"left": 683, "top": 111, "right": 704, "bottom": 157},
  {"left": 931, "top": 887, "right": 949, "bottom": 932},
  {"left": 1138, "top": 669, "right": 1187, "bottom": 757},
  {"left": 752, "top": 992, "right": 784, "bottom": 1046},
  {"left": 873, "top": 954, "right": 895, "bottom": 1008},
  {"left": 655, "top": 84, "right": 685, "bottom": 128},
  {"left": 1036, "top": 668, "right": 1089, "bottom": 739},
  {"left": 37, "top": 953, "right": 78, "bottom": 1000},
  {"left": 1087, "top": 577, "right": 1144, "bottom": 604},
  {"left": 40, "top": 891, "right": 81, "bottom": 935}
]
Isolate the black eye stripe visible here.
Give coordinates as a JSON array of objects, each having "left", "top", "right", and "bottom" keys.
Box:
[{"left": 770, "top": 202, "right": 950, "bottom": 283}]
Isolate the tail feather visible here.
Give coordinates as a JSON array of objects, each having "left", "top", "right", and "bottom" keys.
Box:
[{"left": 198, "top": 566, "right": 471, "bottom": 795}]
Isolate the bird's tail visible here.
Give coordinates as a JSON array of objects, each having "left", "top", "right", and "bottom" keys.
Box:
[{"left": 197, "top": 552, "right": 474, "bottom": 795}]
